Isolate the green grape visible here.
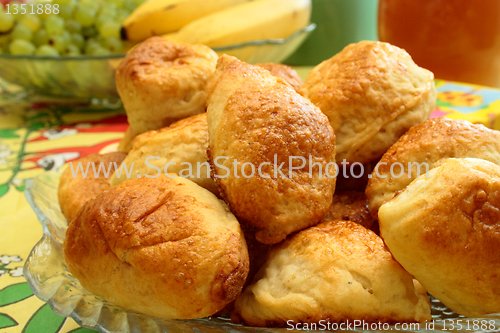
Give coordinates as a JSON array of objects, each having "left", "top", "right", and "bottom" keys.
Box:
[
  {"left": 94, "top": 35, "right": 106, "bottom": 47},
  {"left": 0, "top": 7, "right": 15, "bottom": 33},
  {"left": 9, "top": 39, "right": 35, "bottom": 54},
  {"left": 65, "top": 19, "right": 81, "bottom": 33},
  {"left": 21, "top": 15, "right": 41, "bottom": 33},
  {"left": 81, "top": 25, "right": 98, "bottom": 38},
  {"left": 74, "top": 5, "right": 96, "bottom": 27},
  {"left": 58, "top": 4, "right": 75, "bottom": 20},
  {"left": 61, "top": 29, "right": 71, "bottom": 44},
  {"left": 123, "top": 0, "right": 136, "bottom": 12},
  {"left": 88, "top": 46, "right": 110, "bottom": 55},
  {"left": 84, "top": 38, "right": 101, "bottom": 54},
  {"left": 108, "top": 0, "right": 125, "bottom": 9},
  {"left": 35, "top": 44, "right": 60, "bottom": 56},
  {"left": 70, "top": 32, "right": 84, "bottom": 49},
  {"left": 101, "top": 2, "right": 118, "bottom": 12},
  {"left": 45, "top": 15, "right": 65, "bottom": 35},
  {"left": 78, "top": 0, "right": 99, "bottom": 12},
  {"left": 1, "top": 0, "right": 137, "bottom": 57},
  {"left": 0, "top": 34, "right": 11, "bottom": 47},
  {"left": 104, "top": 36, "right": 122, "bottom": 53},
  {"left": 115, "top": 8, "right": 130, "bottom": 23},
  {"left": 11, "top": 23, "right": 33, "bottom": 41},
  {"left": 133, "top": 0, "right": 147, "bottom": 7},
  {"left": 99, "top": 8, "right": 117, "bottom": 19},
  {"left": 98, "top": 21, "right": 120, "bottom": 39},
  {"left": 96, "top": 13, "right": 114, "bottom": 29},
  {"left": 53, "top": 0, "right": 75, "bottom": 5},
  {"left": 47, "top": 34, "right": 67, "bottom": 52},
  {"left": 99, "top": 3, "right": 117, "bottom": 18},
  {"left": 64, "top": 43, "right": 80, "bottom": 55},
  {"left": 33, "top": 29, "right": 48, "bottom": 46},
  {"left": 8, "top": 1, "right": 23, "bottom": 22}
]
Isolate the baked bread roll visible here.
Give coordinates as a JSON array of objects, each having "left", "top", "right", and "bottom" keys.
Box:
[
  {"left": 206, "top": 55, "right": 336, "bottom": 245},
  {"left": 117, "top": 126, "right": 138, "bottom": 153},
  {"left": 110, "top": 113, "right": 218, "bottom": 195},
  {"left": 256, "top": 62, "right": 303, "bottom": 92},
  {"left": 233, "top": 220, "right": 431, "bottom": 327},
  {"left": 116, "top": 37, "right": 218, "bottom": 151},
  {"left": 63, "top": 175, "right": 249, "bottom": 319},
  {"left": 323, "top": 191, "right": 378, "bottom": 233},
  {"left": 58, "top": 152, "right": 127, "bottom": 223},
  {"left": 378, "top": 158, "right": 500, "bottom": 317},
  {"left": 300, "top": 41, "right": 436, "bottom": 165},
  {"left": 366, "top": 117, "right": 500, "bottom": 219}
]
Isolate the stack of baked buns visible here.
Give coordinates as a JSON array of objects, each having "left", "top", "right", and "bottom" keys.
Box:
[{"left": 58, "top": 37, "right": 500, "bottom": 327}]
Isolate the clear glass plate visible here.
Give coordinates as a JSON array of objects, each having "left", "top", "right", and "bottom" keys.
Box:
[
  {"left": 23, "top": 171, "right": 500, "bottom": 333},
  {"left": 0, "top": 24, "right": 315, "bottom": 100}
]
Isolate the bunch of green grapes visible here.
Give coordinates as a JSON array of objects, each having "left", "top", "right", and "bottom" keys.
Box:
[{"left": 0, "top": 0, "right": 145, "bottom": 56}]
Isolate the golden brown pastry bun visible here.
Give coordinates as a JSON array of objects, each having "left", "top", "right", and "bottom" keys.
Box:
[
  {"left": 378, "top": 158, "right": 500, "bottom": 317},
  {"left": 300, "top": 41, "right": 436, "bottom": 165},
  {"left": 206, "top": 55, "right": 336, "bottom": 245},
  {"left": 110, "top": 113, "right": 218, "bottom": 195},
  {"left": 115, "top": 37, "right": 218, "bottom": 150},
  {"left": 58, "top": 152, "right": 127, "bottom": 223},
  {"left": 366, "top": 117, "right": 500, "bottom": 219},
  {"left": 256, "top": 62, "right": 303, "bottom": 92},
  {"left": 64, "top": 175, "right": 249, "bottom": 319},
  {"left": 233, "top": 220, "right": 431, "bottom": 327},
  {"left": 323, "top": 191, "right": 378, "bottom": 233},
  {"left": 117, "top": 126, "right": 138, "bottom": 153}
]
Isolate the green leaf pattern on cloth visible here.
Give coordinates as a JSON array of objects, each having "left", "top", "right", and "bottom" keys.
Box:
[
  {"left": 67, "top": 328, "right": 98, "bottom": 333},
  {"left": 22, "top": 303, "right": 66, "bottom": 333},
  {"left": 0, "top": 78, "right": 127, "bottom": 332},
  {"left": 0, "top": 313, "right": 18, "bottom": 329},
  {"left": 0, "top": 184, "right": 8, "bottom": 199},
  {"left": 0, "top": 283, "right": 34, "bottom": 307},
  {"left": 0, "top": 129, "right": 19, "bottom": 139}
]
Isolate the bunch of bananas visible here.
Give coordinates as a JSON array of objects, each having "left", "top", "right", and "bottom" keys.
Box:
[{"left": 121, "top": 0, "right": 311, "bottom": 47}]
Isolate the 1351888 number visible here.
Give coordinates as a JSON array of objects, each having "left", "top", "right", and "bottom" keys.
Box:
[
  {"left": 442, "top": 319, "right": 497, "bottom": 331},
  {"left": 5, "top": 3, "right": 60, "bottom": 15}
]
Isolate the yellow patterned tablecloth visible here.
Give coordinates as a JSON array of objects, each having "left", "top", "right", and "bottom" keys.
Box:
[{"left": 1, "top": 77, "right": 500, "bottom": 333}]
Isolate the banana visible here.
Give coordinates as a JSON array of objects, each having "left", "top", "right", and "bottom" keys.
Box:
[
  {"left": 166, "top": 0, "right": 311, "bottom": 47},
  {"left": 122, "top": 0, "right": 253, "bottom": 43}
]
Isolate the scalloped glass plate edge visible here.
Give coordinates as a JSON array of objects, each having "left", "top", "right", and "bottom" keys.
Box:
[
  {"left": 22, "top": 171, "right": 500, "bottom": 333},
  {"left": 21, "top": 171, "right": 277, "bottom": 333}
]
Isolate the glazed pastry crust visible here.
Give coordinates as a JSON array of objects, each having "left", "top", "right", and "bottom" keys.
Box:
[
  {"left": 110, "top": 113, "right": 218, "bottom": 195},
  {"left": 233, "top": 220, "right": 431, "bottom": 327},
  {"left": 366, "top": 117, "right": 500, "bottom": 219},
  {"left": 300, "top": 41, "right": 435, "bottom": 164},
  {"left": 116, "top": 37, "right": 218, "bottom": 138},
  {"left": 63, "top": 175, "right": 249, "bottom": 319},
  {"left": 207, "top": 55, "right": 336, "bottom": 245},
  {"left": 58, "top": 152, "right": 127, "bottom": 223},
  {"left": 378, "top": 158, "right": 500, "bottom": 317},
  {"left": 256, "top": 62, "right": 303, "bottom": 92}
]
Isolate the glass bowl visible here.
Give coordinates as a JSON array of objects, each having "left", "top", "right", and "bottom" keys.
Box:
[
  {"left": 23, "top": 171, "right": 500, "bottom": 333},
  {"left": 211, "top": 23, "right": 316, "bottom": 65},
  {"left": 0, "top": 53, "right": 123, "bottom": 100},
  {"left": 0, "top": 24, "right": 315, "bottom": 100}
]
